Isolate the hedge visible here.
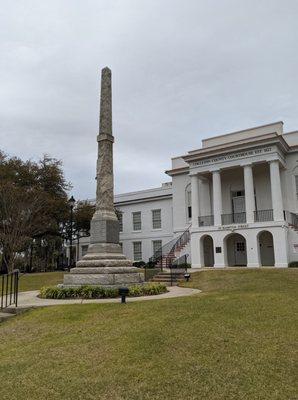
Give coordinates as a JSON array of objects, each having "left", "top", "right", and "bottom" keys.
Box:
[{"left": 39, "top": 283, "right": 168, "bottom": 299}]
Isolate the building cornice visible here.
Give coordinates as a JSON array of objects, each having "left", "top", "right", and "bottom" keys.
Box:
[
  {"left": 165, "top": 166, "right": 189, "bottom": 177},
  {"left": 182, "top": 133, "right": 290, "bottom": 163},
  {"left": 114, "top": 193, "right": 172, "bottom": 206}
]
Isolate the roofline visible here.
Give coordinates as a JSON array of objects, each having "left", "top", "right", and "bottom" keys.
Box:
[
  {"left": 283, "top": 130, "right": 298, "bottom": 136},
  {"left": 115, "top": 193, "right": 172, "bottom": 206},
  {"left": 183, "top": 133, "right": 290, "bottom": 163},
  {"left": 201, "top": 121, "right": 284, "bottom": 144},
  {"left": 165, "top": 166, "right": 189, "bottom": 176},
  {"left": 114, "top": 184, "right": 172, "bottom": 199}
]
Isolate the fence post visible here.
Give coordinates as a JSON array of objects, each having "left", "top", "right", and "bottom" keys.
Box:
[
  {"left": 15, "top": 270, "right": 19, "bottom": 308},
  {"left": 1, "top": 275, "right": 3, "bottom": 309}
]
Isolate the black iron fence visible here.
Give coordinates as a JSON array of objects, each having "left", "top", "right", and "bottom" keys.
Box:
[
  {"left": 168, "top": 254, "right": 190, "bottom": 286},
  {"left": 254, "top": 209, "right": 273, "bottom": 222},
  {"left": 221, "top": 212, "right": 246, "bottom": 225},
  {"left": 0, "top": 270, "right": 19, "bottom": 310},
  {"left": 149, "top": 226, "right": 191, "bottom": 271}
]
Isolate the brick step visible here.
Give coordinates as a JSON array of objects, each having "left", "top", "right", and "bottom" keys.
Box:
[
  {"left": 152, "top": 276, "right": 182, "bottom": 281},
  {"left": 151, "top": 273, "right": 185, "bottom": 283}
]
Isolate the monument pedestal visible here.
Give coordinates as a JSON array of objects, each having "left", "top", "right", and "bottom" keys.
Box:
[
  {"left": 64, "top": 243, "right": 143, "bottom": 287},
  {"left": 64, "top": 267, "right": 143, "bottom": 287}
]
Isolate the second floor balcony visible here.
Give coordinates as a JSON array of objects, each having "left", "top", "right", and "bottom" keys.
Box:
[{"left": 197, "top": 208, "right": 277, "bottom": 227}]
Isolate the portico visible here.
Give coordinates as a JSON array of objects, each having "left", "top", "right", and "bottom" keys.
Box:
[
  {"left": 183, "top": 130, "right": 290, "bottom": 269},
  {"left": 189, "top": 156, "right": 286, "bottom": 229}
]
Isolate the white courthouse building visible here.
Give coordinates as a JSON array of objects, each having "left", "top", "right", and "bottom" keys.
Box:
[{"left": 75, "top": 121, "right": 298, "bottom": 268}]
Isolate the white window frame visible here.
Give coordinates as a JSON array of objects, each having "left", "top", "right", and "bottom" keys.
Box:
[
  {"left": 133, "top": 241, "right": 142, "bottom": 261},
  {"left": 152, "top": 240, "right": 162, "bottom": 255},
  {"left": 152, "top": 209, "right": 162, "bottom": 229},
  {"left": 185, "top": 184, "right": 192, "bottom": 221},
  {"left": 132, "top": 211, "right": 142, "bottom": 231}
]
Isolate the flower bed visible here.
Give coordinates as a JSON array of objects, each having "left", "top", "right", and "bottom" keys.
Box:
[{"left": 39, "top": 283, "right": 168, "bottom": 299}]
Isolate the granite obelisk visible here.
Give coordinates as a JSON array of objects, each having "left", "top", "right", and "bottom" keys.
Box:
[{"left": 64, "top": 67, "right": 143, "bottom": 286}]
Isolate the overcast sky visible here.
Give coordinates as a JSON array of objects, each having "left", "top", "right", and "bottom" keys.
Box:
[{"left": 1, "top": 0, "right": 298, "bottom": 199}]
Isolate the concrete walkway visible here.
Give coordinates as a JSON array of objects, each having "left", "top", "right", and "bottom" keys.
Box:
[{"left": 12, "top": 286, "right": 201, "bottom": 309}]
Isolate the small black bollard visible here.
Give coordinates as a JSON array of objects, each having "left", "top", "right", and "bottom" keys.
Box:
[
  {"left": 119, "top": 287, "right": 129, "bottom": 304},
  {"left": 184, "top": 273, "right": 191, "bottom": 282}
]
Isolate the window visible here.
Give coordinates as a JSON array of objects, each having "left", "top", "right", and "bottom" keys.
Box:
[
  {"left": 119, "top": 212, "right": 123, "bottom": 232},
  {"left": 133, "top": 241, "right": 142, "bottom": 261},
  {"left": 295, "top": 176, "right": 298, "bottom": 199},
  {"left": 132, "top": 212, "right": 141, "bottom": 231},
  {"left": 152, "top": 240, "right": 162, "bottom": 254},
  {"left": 236, "top": 242, "right": 245, "bottom": 252},
  {"left": 152, "top": 209, "right": 161, "bottom": 229},
  {"left": 81, "top": 245, "right": 88, "bottom": 257},
  {"left": 186, "top": 185, "right": 192, "bottom": 220},
  {"left": 188, "top": 206, "right": 192, "bottom": 219}
]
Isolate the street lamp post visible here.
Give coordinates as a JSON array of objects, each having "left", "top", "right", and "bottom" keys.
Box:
[{"left": 68, "top": 195, "right": 76, "bottom": 271}]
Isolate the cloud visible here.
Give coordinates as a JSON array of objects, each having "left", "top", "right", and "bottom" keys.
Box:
[{"left": 0, "top": 0, "right": 297, "bottom": 199}]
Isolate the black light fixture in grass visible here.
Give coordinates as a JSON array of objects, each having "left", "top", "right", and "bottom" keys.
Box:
[
  {"left": 184, "top": 273, "right": 191, "bottom": 282},
  {"left": 119, "top": 287, "right": 129, "bottom": 303}
]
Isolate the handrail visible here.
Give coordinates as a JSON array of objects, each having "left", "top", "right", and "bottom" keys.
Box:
[
  {"left": 149, "top": 225, "right": 191, "bottom": 269},
  {"left": 169, "top": 226, "right": 191, "bottom": 259}
]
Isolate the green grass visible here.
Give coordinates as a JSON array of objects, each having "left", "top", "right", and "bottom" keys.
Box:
[
  {"left": 18, "top": 271, "right": 64, "bottom": 292},
  {"left": 0, "top": 269, "right": 297, "bottom": 400}
]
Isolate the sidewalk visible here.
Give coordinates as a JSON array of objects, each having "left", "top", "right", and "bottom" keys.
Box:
[{"left": 12, "top": 286, "right": 201, "bottom": 309}]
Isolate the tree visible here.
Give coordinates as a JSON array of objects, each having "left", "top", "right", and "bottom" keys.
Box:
[
  {"left": 0, "top": 151, "right": 71, "bottom": 273},
  {"left": 73, "top": 201, "right": 95, "bottom": 236}
]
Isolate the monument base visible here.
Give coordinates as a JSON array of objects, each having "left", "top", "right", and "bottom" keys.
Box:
[
  {"left": 63, "top": 266, "right": 144, "bottom": 287},
  {"left": 63, "top": 243, "right": 144, "bottom": 287}
]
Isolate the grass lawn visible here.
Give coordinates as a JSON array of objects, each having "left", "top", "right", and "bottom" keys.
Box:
[
  {"left": 0, "top": 269, "right": 297, "bottom": 400},
  {"left": 18, "top": 271, "right": 64, "bottom": 292}
]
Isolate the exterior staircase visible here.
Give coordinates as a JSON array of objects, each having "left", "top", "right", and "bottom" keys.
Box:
[
  {"left": 149, "top": 227, "right": 190, "bottom": 270},
  {"left": 150, "top": 271, "right": 186, "bottom": 285},
  {"left": 285, "top": 211, "right": 298, "bottom": 231}
]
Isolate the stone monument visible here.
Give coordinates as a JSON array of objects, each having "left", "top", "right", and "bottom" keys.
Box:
[{"left": 64, "top": 67, "right": 143, "bottom": 287}]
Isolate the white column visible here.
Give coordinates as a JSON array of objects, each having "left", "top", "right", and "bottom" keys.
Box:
[
  {"left": 273, "top": 228, "right": 288, "bottom": 267},
  {"left": 212, "top": 170, "right": 222, "bottom": 226},
  {"left": 191, "top": 232, "right": 202, "bottom": 268},
  {"left": 243, "top": 164, "right": 255, "bottom": 223},
  {"left": 191, "top": 174, "right": 200, "bottom": 228},
  {"left": 246, "top": 234, "right": 260, "bottom": 267},
  {"left": 200, "top": 178, "right": 211, "bottom": 216},
  {"left": 269, "top": 160, "right": 284, "bottom": 221}
]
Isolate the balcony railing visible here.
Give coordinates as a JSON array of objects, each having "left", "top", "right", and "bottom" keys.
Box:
[
  {"left": 221, "top": 212, "right": 246, "bottom": 225},
  {"left": 198, "top": 215, "right": 214, "bottom": 227},
  {"left": 254, "top": 209, "right": 273, "bottom": 222}
]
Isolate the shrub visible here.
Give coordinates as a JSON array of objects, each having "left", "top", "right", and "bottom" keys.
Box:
[
  {"left": 39, "top": 283, "right": 167, "bottom": 299},
  {"left": 288, "top": 262, "right": 298, "bottom": 268},
  {"left": 145, "top": 261, "right": 156, "bottom": 269},
  {"left": 142, "top": 283, "right": 167, "bottom": 296},
  {"left": 128, "top": 285, "right": 143, "bottom": 297},
  {"left": 133, "top": 261, "right": 146, "bottom": 268}
]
